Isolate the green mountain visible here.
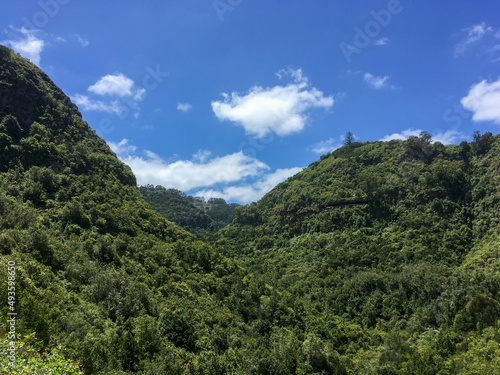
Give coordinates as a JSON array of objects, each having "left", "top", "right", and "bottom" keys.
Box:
[
  {"left": 213, "top": 133, "right": 500, "bottom": 373},
  {"left": 1, "top": 44, "right": 500, "bottom": 374},
  {"left": 139, "top": 185, "right": 239, "bottom": 237},
  {"left": 0, "top": 45, "right": 268, "bottom": 374}
]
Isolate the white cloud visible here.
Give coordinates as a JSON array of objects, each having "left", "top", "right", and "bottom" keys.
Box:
[
  {"left": 76, "top": 34, "right": 89, "bottom": 47},
  {"left": 134, "top": 88, "right": 146, "bottom": 101},
  {"left": 71, "top": 94, "right": 124, "bottom": 115},
  {"left": 461, "top": 78, "right": 500, "bottom": 124},
  {"left": 374, "top": 37, "right": 389, "bottom": 46},
  {"left": 195, "top": 167, "right": 303, "bottom": 203},
  {"left": 276, "top": 67, "right": 307, "bottom": 83},
  {"left": 380, "top": 129, "right": 422, "bottom": 142},
  {"left": 107, "top": 139, "right": 269, "bottom": 192},
  {"left": 193, "top": 149, "right": 212, "bottom": 163},
  {"left": 73, "top": 73, "right": 146, "bottom": 116},
  {"left": 212, "top": 68, "right": 334, "bottom": 138},
  {"left": 3, "top": 28, "right": 44, "bottom": 66},
  {"left": 177, "top": 103, "right": 193, "bottom": 112},
  {"left": 364, "top": 73, "right": 394, "bottom": 89},
  {"left": 109, "top": 138, "right": 137, "bottom": 155},
  {"left": 310, "top": 138, "right": 342, "bottom": 154},
  {"left": 380, "top": 129, "right": 465, "bottom": 144},
  {"left": 106, "top": 139, "right": 302, "bottom": 203},
  {"left": 433, "top": 130, "right": 466, "bottom": 145},
  {"left": 88, "top": 73, "right": 135, "bottom": 97},
  {"left": 455, "top": 22, "right": 493, "bottom": 57}
]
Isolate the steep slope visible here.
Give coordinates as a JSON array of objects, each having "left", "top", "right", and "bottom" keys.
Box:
[
  {"left": 214, "top": 133, "right": 500, "bottom": 373},
  {"left": 0, "top": 45, "right": 270, "bottom": 374}
]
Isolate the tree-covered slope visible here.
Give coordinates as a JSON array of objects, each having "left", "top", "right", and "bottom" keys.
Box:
[
  {"left": 139, "top": 185, "right": 239, "bottom": 237},
  {"left": 214, "top": 132, "right": 500, "bottom": 373},
  {"left": 0, "top": 45, "right": 273, "bottom": 374}
]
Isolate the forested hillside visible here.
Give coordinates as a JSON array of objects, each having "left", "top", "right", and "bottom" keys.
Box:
[
  {"left": 1, "top": 44, "right": 500, "bottom": 374},
  {"left": 139, "top": 185, "right": 239, "bottom": 237},
  {"left": 0, "top": 45, "right": 268, "bottom": 374},
  {"left": 213, "top": 132, "right": 500, "bottom": 373}
]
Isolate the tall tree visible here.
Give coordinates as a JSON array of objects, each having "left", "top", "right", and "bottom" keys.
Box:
[{"left": 344, "top": 131, "right": 355, "bottom": 145}]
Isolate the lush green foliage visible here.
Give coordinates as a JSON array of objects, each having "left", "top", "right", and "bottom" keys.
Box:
[
  {"left": 213, "top": 132, "right": 500, "bottom": 373},
  {"left": 1, "top": 44, "right": 500, "bottom": 374},
  {"left": 139, "top": 185, "right": 239, "bottom": 237},
  {"left": 0, "top": 45, "right": 266, "bottom": 374},
  {"left": 0, "top": 333, "right": 84, "bottom": 374}
]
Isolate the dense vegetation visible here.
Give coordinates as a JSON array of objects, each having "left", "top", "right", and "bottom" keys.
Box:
[
  {"left": 0, "top": 45, "right": 268, "bottom": 374},
  {"left": 139, "top": 185, "right": 239, "bottom": 237},
  {"left": 1, "top": 45, "right": 500, "bottom": 374},
  {"left": 213, "top": 131, "right": 500, "bottom": 373}
]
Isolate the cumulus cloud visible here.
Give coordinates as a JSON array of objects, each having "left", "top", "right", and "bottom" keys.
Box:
[
  {"left": 89, "top": 73, "right": 135, "bottom": 97},
  {"left": 309, "top": 138, "right": 343, "bottom": 155},
  {"left": 195, "top": 167, "right": 303, "bottom": 203},
  {"left": 73, "top": 73, "right": 147, "bottom": 116},
  {"left": 364, "top": 73, "right": 394, "bottom": 89},
  {"left": 177, "top": 103, "right": 193, "bottom": 112},
  {"left": 72, "top": 94, "right": 124, "bottom": 115},
  {"left": 455, "top": 22, "right": 493, "bottom": 57},
  {"left": 212, "top": 68, "right": 334, "bottom": 138},
  {"left": 3, "top": 28, "right": 44, "bottom": 66},
  {"left": 461, "top": 78, "right": 500, "bottom": 124},
  {"left": 107, "top": 139, "right": 269, "bottom": 192},
  {"left": 380, "top": 129, "right": 465, "bottom": 144},
  {"left": 106, "top": 139, "right": 302, "bottom": 203}
]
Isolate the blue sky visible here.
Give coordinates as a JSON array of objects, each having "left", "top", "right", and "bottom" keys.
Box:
[{"left": 2, "top": 1, "right": 500, "bottom": 203}]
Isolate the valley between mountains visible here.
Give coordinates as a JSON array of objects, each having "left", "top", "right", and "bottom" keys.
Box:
[{"left": 1, "top": 45, "right": 500, "bottom": 374}]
